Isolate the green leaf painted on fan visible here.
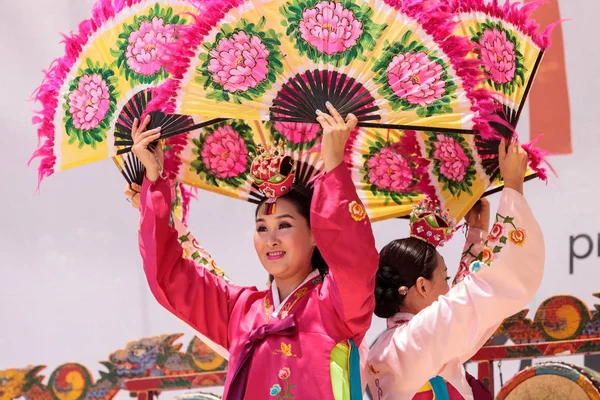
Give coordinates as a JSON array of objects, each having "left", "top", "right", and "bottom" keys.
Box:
[
  {"left": 390, "top": 192, "right": 403, "bottom": 205},
  {"left": 442, "top": 105, "right": 453, "bottom": 114},
  {"left": 255, "top": 16, "right": 266, "bottom": 30},
  {"left": 164, "top": 6, "right": 173, "bottom": 21},
  {"left": 400, "top": 30, "right": 412, "bottom": 46}
]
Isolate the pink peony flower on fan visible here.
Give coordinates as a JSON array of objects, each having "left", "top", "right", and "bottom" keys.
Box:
[
  {"left": 68, "top": 74, "right": 111, "bottom": 131},
  {"left": 299, "top": 1, "right": 363, "bottom": 54},
  {"left": 479, "top": 28, "right": 516, "bottom": 84},
  {"left": 273, "top": 121, "right": 320, "bottom": 145},
  {"left": 432, "top": 135, "right": 470, "bottom": 182},
  {"left": 126, "top": 17, "right": 176, "bottom": 76},
  {"left": 367, "top": 147, "right": 414, "bottom": 192},
  {"left": 201, "top": 125, "right": 249, "bottom": 179},
  {"left": 208, "top": 31, "right": 270, "bottom": 92},
  {"left": 387, "top": 52, "right": 446, "bottom": 106}
]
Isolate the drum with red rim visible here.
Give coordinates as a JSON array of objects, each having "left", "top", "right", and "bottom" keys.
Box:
[{"left": 497, "top": 362, "right": 600, "bottom": 400}]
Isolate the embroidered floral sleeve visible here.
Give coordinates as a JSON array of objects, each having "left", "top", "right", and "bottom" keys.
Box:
[
  {"left": 311, "top": 163, "right": 379, "bottom": 343},
  {"left": 475, "top": 213, "right": 527, "bottom": 267}
]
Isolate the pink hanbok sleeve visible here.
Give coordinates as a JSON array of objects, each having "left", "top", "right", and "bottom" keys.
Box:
[
  {"left": 138, "top": 177, "right": 247, "bottom": 351},
  {"left": 453, "top": 227, "right": 486, "bottom": 285},
  {"left": 384, "top": 188, "right": 544, "bottom": 392},
  {"left": 311, "top": 163, "right": 379, "bottom": 343}
]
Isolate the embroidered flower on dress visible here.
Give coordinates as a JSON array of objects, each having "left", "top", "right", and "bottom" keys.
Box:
[
  {"left": 509, "top": 229, "right": 526, "bottom": 246},
  {"left": 278, "top": 367, "right": 291, "bottom": 380},
  {"left": 477, "top": 213, "right": 526, "bottom": 265},
  {"left": 270, "top": 367, "right": 296, "bottom": 398},
  {"left": 488, "top": 222, "right": 505, "bottom": 242},
  {"left": 469, "top": 261, "right": 483, "bottom": 273},
  {"left": 481, "top": 247, "right": 493, "bottom": 264},
  {"left": 269, "top": 384, "right": 282, "bottom": 396},
  {"left": 349, "top": 200, "right": 367, "bottom": 221}
]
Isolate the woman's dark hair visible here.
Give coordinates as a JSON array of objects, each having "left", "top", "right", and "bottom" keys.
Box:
[
  {"left": 255, "top": 184, "right": 329, "bottom": 280},
  {"left": 374, "top": 238, "right": 438, "bottom": 318}
]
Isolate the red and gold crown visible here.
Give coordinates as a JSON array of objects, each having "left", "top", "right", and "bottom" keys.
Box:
[
  {"left": 250, "top": 142, "right": 296, "bottom": 203},
  {"left": 409, "top": 197, "right": 456, "bottom": 247}
]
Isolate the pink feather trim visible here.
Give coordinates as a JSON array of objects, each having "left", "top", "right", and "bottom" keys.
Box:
[
  {"left": 162, "top": 128, "right": 190, "bottom": 184},
  {"left": 178, "top": 183, "right": 197, "bottom": 224},
  {"left": 447, "top": 0, "right": 557, "bottom": 50},
  {"left": 29, "top": 0, "right": 117, "bottom": 189},
  {"left": 522, "top": 134, "right": 556, "bottom": 182}
]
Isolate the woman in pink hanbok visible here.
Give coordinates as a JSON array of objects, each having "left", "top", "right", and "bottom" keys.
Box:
[
  {"left": 366, "top": 140, "right": 545, "bottom": 400},
  {"left": 130, "top": 103, "right": 378, "bottom": 400}
]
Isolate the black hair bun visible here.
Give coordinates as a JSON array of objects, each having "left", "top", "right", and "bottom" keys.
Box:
[{"left": 374, "top": 265, "right": 403, "bottom": 319}]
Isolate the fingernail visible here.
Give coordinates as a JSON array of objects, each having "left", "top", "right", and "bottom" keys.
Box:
[
  {"left": 325, "top": 101, "right": 332, "bottom": 107},
  {"left": 315, "top": 109, "right": 322, "bottom": 114}
]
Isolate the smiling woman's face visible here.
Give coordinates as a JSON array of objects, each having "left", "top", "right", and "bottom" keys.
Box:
[{"left": 254, "top": 197, "right": 315, "bottom": 281}]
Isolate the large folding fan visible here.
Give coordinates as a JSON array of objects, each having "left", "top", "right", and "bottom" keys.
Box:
[{"left": 154, "top": 0, "right": 498, "bottom": 137}]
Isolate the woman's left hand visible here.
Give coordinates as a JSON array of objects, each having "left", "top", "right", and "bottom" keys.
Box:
[
  {"left": 124, "top": 183, "right": 142, "bottom": 209},
  {"left": 316, "top": 102, "right": 358, "bottom": 172}
]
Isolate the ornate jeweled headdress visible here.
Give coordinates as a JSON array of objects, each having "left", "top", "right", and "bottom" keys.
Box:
[
  {"left": 250, "top": 142, "right": 296, "bottom": 215},
  {"left": 409, "top": 197, "right": 456, "bottom": 247}
]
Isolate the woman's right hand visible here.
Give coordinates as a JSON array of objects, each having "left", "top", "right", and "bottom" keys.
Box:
[
  {"left": 465, "top": 198, "right": 491, "bottom": 232},
  {"left": 498, "top": 139, "right": 529, "bottom": 195},
  {"left": 316, "top": 102, "right": 358, "bottom": 172},
  {"left": 131, "top": 115, "right": 163, "bottom": 182}
]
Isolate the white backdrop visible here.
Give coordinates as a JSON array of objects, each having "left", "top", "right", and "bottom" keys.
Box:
[{"left": 1, "top": 0, "right": 599, "bottom": 398}]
